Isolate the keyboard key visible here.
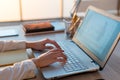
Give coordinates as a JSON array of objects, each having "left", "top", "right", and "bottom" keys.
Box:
[{"left": 58, "top": 41, "right": 88, "bottom": 72}]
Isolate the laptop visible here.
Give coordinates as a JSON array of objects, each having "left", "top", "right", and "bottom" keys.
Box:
[{"left": 40, "top": 6, "right": 120, "bottom": 79}]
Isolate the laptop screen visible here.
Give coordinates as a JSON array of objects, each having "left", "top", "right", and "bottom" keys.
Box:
[{"left": 73, "top": 6, "right": 120, "bottom": 68}]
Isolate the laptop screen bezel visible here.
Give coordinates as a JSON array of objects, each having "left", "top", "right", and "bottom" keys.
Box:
[{"left": 72, "top": 6, "right": 120, "bottom": 69}]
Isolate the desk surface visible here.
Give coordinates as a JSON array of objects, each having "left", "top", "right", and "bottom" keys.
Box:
[
  {"left": 0, "top": 25, "right": 120, "bottom": 80},
  {"left": 26, "top": 33, "right": 120, "bottom": 80}
]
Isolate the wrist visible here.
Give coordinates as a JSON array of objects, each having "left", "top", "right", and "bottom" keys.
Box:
[
  {"left": 26, "top": 41, "right": 33, "bottom": 48},
  {"left": 32, "top": 58, "right": 40, "bottom": 68}
]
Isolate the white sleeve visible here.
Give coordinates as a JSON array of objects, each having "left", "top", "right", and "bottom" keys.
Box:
[
  {"left": 0, "top": 60, "right": 37, "bottom": 80},
  {"left": 0, "top": 40, "right": 26, "bottom": 52}
]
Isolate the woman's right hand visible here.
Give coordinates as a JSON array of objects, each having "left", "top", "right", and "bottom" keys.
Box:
[{"left": 32, "top": 48, "right": 67, "bottom": 68}]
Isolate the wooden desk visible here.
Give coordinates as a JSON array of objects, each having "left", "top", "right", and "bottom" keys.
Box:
[
  {"left": 25, "top": 32, "right": 120, "bottom": 80},
  {"left": 0, "top": 25, "right": 120, "bottom": 80}
]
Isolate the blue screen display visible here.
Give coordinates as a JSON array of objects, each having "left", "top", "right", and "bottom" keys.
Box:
[{"left": 75, "top": 10, "right": 120, "bottom": 61}]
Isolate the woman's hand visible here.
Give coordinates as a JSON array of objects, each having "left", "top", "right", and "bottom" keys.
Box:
[
  {"left": 26, "top": 38, "right": 61, "bottom": 50},
  {"left": 26, "top": 38, "right": 67, "bottom": 67},
  {"left": 32, "top": 48, "right": 67, "bottom": 68}
]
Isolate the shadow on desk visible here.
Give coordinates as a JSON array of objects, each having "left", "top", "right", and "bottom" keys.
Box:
[{"left": 52, "top": 71, "right": 104, "bottom": 80}]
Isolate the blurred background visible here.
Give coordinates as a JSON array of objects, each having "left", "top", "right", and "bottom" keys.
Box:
[{"left": 0, "top": 0, "right": 119, "bottom": 22}]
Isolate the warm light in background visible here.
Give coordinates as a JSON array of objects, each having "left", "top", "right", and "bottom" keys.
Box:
[
  {"left": 0, "top": 0, "right": 20, "bottom": 22},
  {"left": 0, "top": 0, "right": 118, "bottom": 22}
]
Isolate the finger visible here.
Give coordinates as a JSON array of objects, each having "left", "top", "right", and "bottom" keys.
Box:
[
  {"left": 54, "top": 52, "right": 67, "bottom": 62},
  {"left": 49, "top": 48, "right": 64, "bottom": 53},
  {"left": 45, "top": 46, "right": 54, "bottom": 49},
  {"left": 48, "top": 49, "right": 66, "bottom": 59},
  {"left": 54, "top": 51, "right": 66, "bottom": 57},
  {"left": 45, "top": 39, "right": 61, "bottom": 49},
  {"left": 56, "top": 57, "right": 67, "bottom": 64},
  {"left": 47, "top": 52, "right": 67, "bottom": 62},
  {"left": 57, "top": 57, "right": 66, "bottom": 62}
]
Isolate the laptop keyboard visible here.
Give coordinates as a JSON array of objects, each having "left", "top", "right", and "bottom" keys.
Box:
[
  {"left": 63, "top": 53, "right": 88, "bottom": 72},
  {"left": 58, "top": 41, "right": 88, "bottom": 72}
]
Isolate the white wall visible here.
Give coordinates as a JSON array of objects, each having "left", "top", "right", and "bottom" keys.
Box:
[
  {"left": 0, "top": 0, "right": 118, "bottom": 22},
  {"left": 21, "top": 0, "right": 62, "bottom": 20},
  {"left": 0, "top": 0, "right": 20, "bottom": 22}
]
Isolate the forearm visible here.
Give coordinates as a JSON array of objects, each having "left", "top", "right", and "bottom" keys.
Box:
[
  {"left": 0, "top": 40, "right": 26, "bottom": 52},
  {"left": 26, "top": 41, "right": 35, "bottom": 49},
  {"left": 0, "top": 60, "right": 36, "bottom": 80}
]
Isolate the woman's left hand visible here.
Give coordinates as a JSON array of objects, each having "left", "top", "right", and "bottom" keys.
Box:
[{"left": 26, "top": 38, "right": 61, "bottom": 50}]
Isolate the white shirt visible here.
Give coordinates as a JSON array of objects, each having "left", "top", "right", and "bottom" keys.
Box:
[{"left": 0, "top": 40, "right": 37, "bottom": 80}]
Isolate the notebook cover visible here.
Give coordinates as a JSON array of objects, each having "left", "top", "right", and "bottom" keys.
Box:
[
  {"left": 23, "top": 22, "right": 54, "bottom": 33},
  {"left": 24, "top": 21, "right": 65, "bottom": 36},
  {"left": 0, "top": 48, "right": 34, "bottom": 67}
]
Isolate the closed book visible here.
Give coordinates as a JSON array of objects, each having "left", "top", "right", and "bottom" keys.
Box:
[
  {"left": 23, "top": 22, "right": 54, "bottom": 33},
  {"left": 0, "top": 49, "right": 36, "bottom": 79},
  {"left": 0, "top": 48, "right": 34, "bottom": 66}
]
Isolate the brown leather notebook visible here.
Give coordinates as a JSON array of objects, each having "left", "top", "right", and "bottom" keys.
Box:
[{"left": 23, "top": 22, "right": 54, "bottom": 33}]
